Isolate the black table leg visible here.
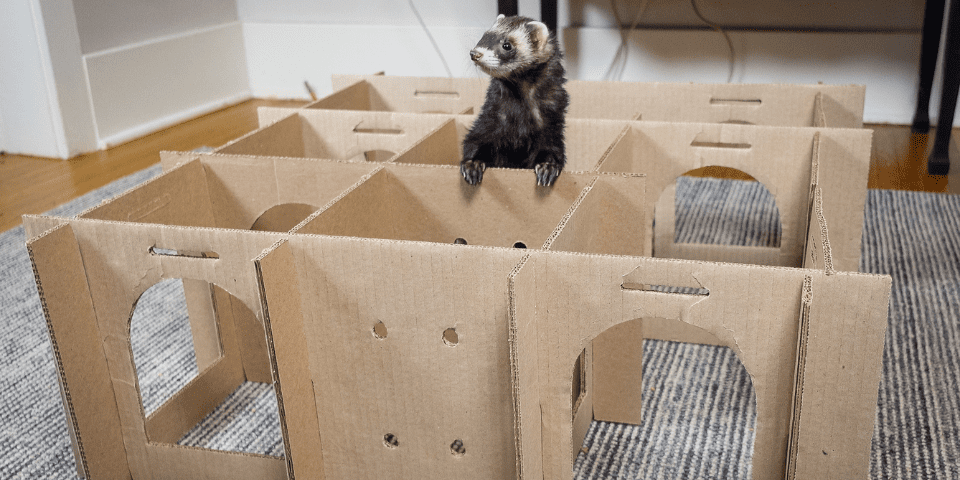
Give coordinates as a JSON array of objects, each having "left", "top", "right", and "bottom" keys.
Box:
[
  {"left": 541, "top": 0, "right": 558, "bottom": 34},
  {"left": 498, "top": 0, "right": 518, "bottom": 17},
  {"left": 930, "top": 0, "right": 959, "bottom": 175},
  {"left": 914, "top": 0, "right": 947, "bottom": 133}
]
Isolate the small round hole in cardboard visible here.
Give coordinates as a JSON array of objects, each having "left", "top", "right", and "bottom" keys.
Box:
[
  {"left": 451, "top": 438, "right": 466, "bottom": 456},
  {"left": 513, "top": 241, "right": 527, "bottom": 249},
  {"left": 373, "top": 321, "right": 387, "bottom": 339},
  {"left": 443, "top": 328, "right": 459, "bottom": 346},
  {"left": 383, "top": 433, "right": 399, "bottom": 448},
  {"left": 454, "top": 237, "right": 468, "bottom": 245}
]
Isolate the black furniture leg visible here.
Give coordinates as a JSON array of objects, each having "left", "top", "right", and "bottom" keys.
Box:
[
  {"left": 930, "top": 0, "right": 959, "bottom": 175},
  {"left": 914, "top": 0, "right": 947, "bottom": 133},
  {"left": 541, "top": 0, "right": 558, "bottom": 34},
  {"left": 498, "top": 0, "right": 518, "bottom": 17}
]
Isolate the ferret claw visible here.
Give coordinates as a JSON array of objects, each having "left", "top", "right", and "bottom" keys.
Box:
[
  {"left": 461, "top": 160, "right": 486, "bottom": 185},
  {"left": 534, "top": 163, "right": 561, "bottom": 187}
]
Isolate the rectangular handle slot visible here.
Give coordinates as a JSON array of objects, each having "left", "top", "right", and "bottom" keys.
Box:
[
  {"left": 710, "top": 98, "right": 762, "bottom": 105},
  {"left": 353, "top": 124, "right": 403, "bottom": 135},
  {"left": 622, "top": 282, "right": 710, "bottom": 296},
  {"left": 690, "top": 140, "right": 752, "bottom": 150},
  {"left": 149, "top": 246, "right": 219, "bottom": 260},
  {"left": 414, "top": 90, "right": 461, "bottom": 99}
]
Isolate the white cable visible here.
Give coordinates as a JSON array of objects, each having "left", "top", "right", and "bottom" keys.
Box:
[
  {"left": 604, "top": 0, "right": 649, "bottom": 81},
  {"left": 409, "top": 0, "right": 452, "bottom": 77},
  {"left": 690, "top": 0, "right": 736, "bottom": 83}
]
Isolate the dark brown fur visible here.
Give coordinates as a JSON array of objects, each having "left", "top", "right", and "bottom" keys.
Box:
[{"left": 461, "top": 15, "right": 569, "bottom": 186}]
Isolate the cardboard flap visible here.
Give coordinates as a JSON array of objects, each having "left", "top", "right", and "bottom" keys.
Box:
[
  {"left": 79, "top": 159, "right": 216, "bottom": 228},
  {"left": 218, "top": 113, "right": 306, "bottom": 158},
  {"left": 27, "top": 223, "right": 129, "bottom": 479},
  {"left": 547, "top": 173, "right": 649, "bottom": 257},
  {"left": 22, "top": 214, "right": 68, "bottom": 239},
  {"left": 391, "top": 118, "right": 462, "bottom": 166},
  {"left": 790, "top": 272, "right": 891, "bottom": 478},
  {"left": 309, "top": 79, "right": 373, "bottom": 111},
  {"left": 255, "top": 240, "right": 324, "bottom": 480},
  {"left": 507, "top": 255, "right": 542, "bottom": 480},
  {"left": 814, "top": 129, "right": 872, "bottom": 272}
]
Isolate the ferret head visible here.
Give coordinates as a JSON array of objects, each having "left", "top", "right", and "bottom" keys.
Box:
[{"left": 470, "top": 15, "right": 556, "bottom": 79}]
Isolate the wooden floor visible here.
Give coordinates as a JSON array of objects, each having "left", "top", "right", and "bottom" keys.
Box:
[{"left": 1, "top": 99, "right": 957, "bottom": 233}]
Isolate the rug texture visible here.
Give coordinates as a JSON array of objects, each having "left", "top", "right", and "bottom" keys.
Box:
[{"left": 1, "top": 166, "right": 958, "bottom": 479}]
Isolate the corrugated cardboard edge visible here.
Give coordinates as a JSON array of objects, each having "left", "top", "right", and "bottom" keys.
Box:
[
  {"left": 588, "top": 124, "right": 632, "bottom": 172},
  {"left": 507, "top": 253, "right": 530, "bottom": 479},
  {"left": 541, "top": 175, "right": 599, "bottom": 251},
  {"left": 26, "top": 222, "right": 130, "bottom": 479},
  {"left": 791, "top": 271, "right": 891, "bottom": 478},
  {"left": 785, "top": 274, "right": 814, "bottom": 478},
  {"left": 255, "top": 239, "right": 324, "bottom": 480}
]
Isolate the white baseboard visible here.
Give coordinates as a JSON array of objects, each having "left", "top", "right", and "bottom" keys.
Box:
[
  {"left": 84, "top": 22, "right": 251, "bottom": 148},
  {"left": 244, "top": 23, "right": 949, "bottom": 127}
]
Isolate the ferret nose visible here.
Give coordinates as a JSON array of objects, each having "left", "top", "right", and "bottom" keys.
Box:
[{"left": 470, "top": 50, "right": 482, "bottom": 62}]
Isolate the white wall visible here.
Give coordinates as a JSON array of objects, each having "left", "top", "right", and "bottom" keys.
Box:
[
  {"left": 0, "top": 0, "right": 249, "bottom": 157},
  {"left": 0, "top": 0, "right": 67, "bottom": 158}
]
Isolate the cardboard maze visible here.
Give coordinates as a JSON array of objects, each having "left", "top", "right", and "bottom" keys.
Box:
[{"left": 24, "top": 79, "right": 890, "bottom": 480}]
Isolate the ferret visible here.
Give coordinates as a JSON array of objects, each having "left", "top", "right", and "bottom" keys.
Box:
[{"left": 461, "top": 15, "right": 569, "bottom": 187}]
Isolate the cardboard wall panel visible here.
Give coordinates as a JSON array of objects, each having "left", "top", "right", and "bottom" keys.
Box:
[
  {"left": 278, "top": 236, "right": 527, "bottom": 479},
  {"left": 27, "top": 223, "right": 129, "bottom": 479},
  {"left": 597, "top": 122, "right": 871, "bottom": 272},
  {"left": 511, "top": 251, "right": 889, "bottom": 480},
  {"left": 28, "top": 219, "right": 288, "bottom": 478},
  {"left": 313, "top": 74, "right": 865, "bottom": 128}
]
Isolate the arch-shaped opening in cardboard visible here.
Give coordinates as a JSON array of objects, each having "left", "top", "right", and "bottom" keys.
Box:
[
  {"left": 574, "top": 322, "right": 757, "bottom": 478},
  {"left": 131, "top": 278, "right": 203, "bottom": 416},
  {"left": 129, "top": 279, "right": 284, "bottom": 457},
  {"left": 655, "top": 166, "right": 782, "bottom": 256},
  {"left": 250, "top": 203, "right": 319, "bottom": 232}
]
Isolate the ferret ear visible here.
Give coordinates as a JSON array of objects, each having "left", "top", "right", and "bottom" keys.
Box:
[
  {"left": 493, "top": 14, "right": 505, "bottom": 28},
  {"left": 528, "top": 21, "right": 550, "bottom": 52}
]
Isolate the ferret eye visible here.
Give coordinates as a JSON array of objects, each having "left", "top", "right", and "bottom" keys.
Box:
[{"left": 502, "top": 42, "right": 512, "bottom": 51}]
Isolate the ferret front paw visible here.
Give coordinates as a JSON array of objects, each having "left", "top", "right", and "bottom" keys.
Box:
[
  {"left": 461, "top": 159, "right": 486, "bottom": 185},
  {"left": 534, "top": 163, "right": 561, "bottom": 187}
]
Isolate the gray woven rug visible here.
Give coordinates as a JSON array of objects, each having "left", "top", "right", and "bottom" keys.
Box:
[{"left": 1, "top": 167, "right": 958, "bottom": 479}]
